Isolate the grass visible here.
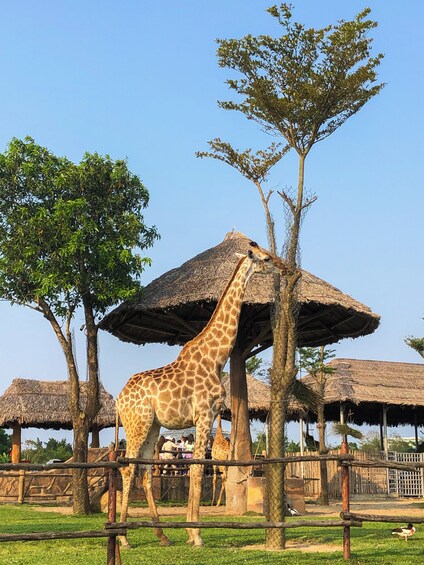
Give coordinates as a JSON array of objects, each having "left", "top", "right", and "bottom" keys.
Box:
[{"left": 0, "top": 505, "right": 422, "bottom": 565}]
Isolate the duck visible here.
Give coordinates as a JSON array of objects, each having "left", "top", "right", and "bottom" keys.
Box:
[{"left": 391, "top": 523, "right": 416, "bottom": 541}]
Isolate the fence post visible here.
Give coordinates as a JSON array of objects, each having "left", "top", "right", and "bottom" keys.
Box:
[
  {"left": 341, "top": 440, "right": 350, "bottom": 560},
  {"left": 17, "top": 469, "right": 25, "bottom": 504},
  {"left": 106, "top": 448, "right": 120, "bottom": 565}
]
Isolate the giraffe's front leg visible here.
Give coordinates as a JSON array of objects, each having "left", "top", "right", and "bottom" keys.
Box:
[
  {"left": 186, "top": 419, "right": 212, "bottom": 546},
  {"left": 186, "top": 461, "right": 204, "bottom": 546}
]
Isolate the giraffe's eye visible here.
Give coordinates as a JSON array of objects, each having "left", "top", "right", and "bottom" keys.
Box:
[{"left": 264, "top": 257, "right": 271, "bottom": 262}]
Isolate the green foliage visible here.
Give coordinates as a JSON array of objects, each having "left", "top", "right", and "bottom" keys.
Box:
[
  {"left": 332, "top": 423, "right": 363, "bottom": 441},
  {"left": 0, "top": 136, "right": 159, "bottom": 317},
  {"left": 0, "top": 428, "right": 12, "bottom": 455},
  {"left": 215, "top": 4, "right": 384, "bottom": 155},
  {"left": 251, "top": 431, "right": 300, "bottom": 454},
  {"left": 21, "top": 437, "right": 73, "bottom": 464},
  {"left": 359, "top": 432, "right": 382, "bottom": 452},
  {"left": 245, "top": 355, "right": 269, "bottom": 380},
  {"left": 405, "top": 318, "right": 424, "bottom": 359},
  {"left": 358, "top": 431, "right": 416, "bottom": 453},
  {"left": 298, "top": 347, "right": 336, "bottom": 378}
]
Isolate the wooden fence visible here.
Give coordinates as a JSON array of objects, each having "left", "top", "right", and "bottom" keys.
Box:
[
  {"left": 1, "top": 450, "right": 424, "bottom": 563},
  {"left": 0, "top": 448, "right": 398, "bottom": 506}
]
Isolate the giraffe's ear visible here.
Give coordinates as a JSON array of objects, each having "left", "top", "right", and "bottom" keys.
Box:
[{"left": 235, "top": 252, "right": 245, "bottom": 259}]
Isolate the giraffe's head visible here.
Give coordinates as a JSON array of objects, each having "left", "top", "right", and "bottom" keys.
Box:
[{"left": 242, "top": 241, "right": 286, "bottom": 275}]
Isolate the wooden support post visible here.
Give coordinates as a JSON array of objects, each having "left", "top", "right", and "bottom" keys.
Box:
[
  {"left": 107, "top": 449, "right": 120, "bottom": 565},
  {"left": 11, "top": 424, "right": 21, "bottom": 464},
  {"left": 91, "top": 425, "right": 100, "bottom": 448},
  {"left": 17, "top": 470, "right": 25, "bottom": 504},
  {"left": 299, "top": 417, "right": 304, "bottom": 478},
  {"left": 341, "top": 438, "right": 350, "bottom": 560}
]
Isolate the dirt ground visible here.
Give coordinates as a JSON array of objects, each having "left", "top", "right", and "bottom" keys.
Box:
[
  {"left": 32, "top": 496, "right": 424, "bottom": 518},
  {"left": 34, "top": 497, "right": 423, "bottom": 553}
]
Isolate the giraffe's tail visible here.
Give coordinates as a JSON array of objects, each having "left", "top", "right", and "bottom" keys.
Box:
[{"left": 114, "top": 405, "right": 120, "bottom": 450}]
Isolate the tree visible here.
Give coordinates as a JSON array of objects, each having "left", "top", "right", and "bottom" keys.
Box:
[
  {"left": 405, "top": 318, "right": 424, "bottom": 359},
  {"left": 298, "top": 346, "right": 335, "bottom": 505},
  {"left": 198, "top": 3, "right": 384, "bottom": 549},
  {"left": 0, "top": 137, "right": 159, "bottom": 513},
  {"left": 21, "top": 437, "right": 73, "bottom": 464},
  {"left": 0, "top": 429, "right": 12, "bottom": 460}
]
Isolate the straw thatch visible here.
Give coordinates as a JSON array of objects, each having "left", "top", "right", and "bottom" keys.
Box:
[
  {"left": 220, "top": 373, "right": 305, "bottom": 422},
  {"left": 300, "top": 358, "right": 424, "bottom": 426},
  {"left": 100, "top": 231, "right": 380, "bottom": 349},
  {"left": 0, "top": 379, "right": 116, "bottom": 430}
]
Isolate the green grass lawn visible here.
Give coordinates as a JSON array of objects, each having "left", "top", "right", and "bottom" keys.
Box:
[{"left": 0, "top": 505, "right": 422, "bottom": 565}]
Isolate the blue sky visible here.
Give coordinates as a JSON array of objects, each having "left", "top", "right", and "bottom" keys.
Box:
[{"left": 0, "top": 1, "right": 422, "bottom": 447}]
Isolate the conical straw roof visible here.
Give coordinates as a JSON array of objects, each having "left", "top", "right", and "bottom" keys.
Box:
[{"left": 101, "top": 231, "right": 379, "bottom": 349}]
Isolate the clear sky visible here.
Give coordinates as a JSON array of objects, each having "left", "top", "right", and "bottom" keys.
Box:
[{"left": 0, "top": 1, "right": 422, "bottom": 448}]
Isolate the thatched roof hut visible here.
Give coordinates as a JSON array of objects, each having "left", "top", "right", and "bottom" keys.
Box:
[
  {"left": 0, "top": 378, "right": 117, "bottom": 462},
  {"left": 0, "top": 378, "right": 116, "bottom": 430},
  {"left": 300, "top": 358, "right": 424, "bottom": 427},
  {"left": 221, "top": 373, "right": 305, "bottom": 423},
  {"left": 100, "top": 231, "right": 380, "bottom": 349}
]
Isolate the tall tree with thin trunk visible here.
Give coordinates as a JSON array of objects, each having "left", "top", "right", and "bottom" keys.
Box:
[
  {"left": 299, "top": 346, "right": 335, "bottom": 505},
  {"left": 198, "top": 3, "right": 384, "bottom": 549},
  {"left": 0, "top": 137, "right": 158, "bottom": 513}
]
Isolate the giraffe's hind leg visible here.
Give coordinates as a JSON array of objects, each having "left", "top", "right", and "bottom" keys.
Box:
[
  {"left": 139, "top": 421, "right": 171, "bottom": 546},
  {"left": 216, "top": 468, "right": 227, "bottom": 506},
  {"left": 118, "top": 414, "right": 170, "bottom": 548}
]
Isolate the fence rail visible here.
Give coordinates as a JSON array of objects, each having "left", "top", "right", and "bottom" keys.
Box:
[{"left": 0, "top": 450, "right": 423, "bottom": 564}]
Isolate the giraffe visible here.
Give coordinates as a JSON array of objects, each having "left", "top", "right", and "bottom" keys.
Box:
[
  {"left": 211, "top": 413, "right": 230, "bottom": 506},
  {"left": 116, "top": 240, "right": 285, "bottom": 548}
]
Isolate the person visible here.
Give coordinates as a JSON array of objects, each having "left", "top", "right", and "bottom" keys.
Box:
[
  {"left": 160, "top": 436, "right": 177, "bottom": 475},
  {"left": 153, "top": 436, "right": 166, "bottom": 475}
]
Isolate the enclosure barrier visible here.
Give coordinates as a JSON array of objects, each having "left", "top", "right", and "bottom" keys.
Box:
[{"left": 0, "top": 450, "right": 423, "bottom": 564}]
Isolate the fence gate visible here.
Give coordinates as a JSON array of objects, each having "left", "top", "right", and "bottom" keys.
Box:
[{"left": 387, "top": 452, "right": 424, "bottom": 497}]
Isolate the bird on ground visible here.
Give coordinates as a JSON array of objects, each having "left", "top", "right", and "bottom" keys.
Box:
[
  {"left": 287, "top": 504, "right": 300, "bottom": 516},
  {"left": 391, "top": 523, "right": 416, "bottom": 541}
]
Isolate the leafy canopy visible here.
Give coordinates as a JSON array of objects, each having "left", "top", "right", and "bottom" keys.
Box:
[
  {"left": 216, "top": 3, "right": 385, "bottom": 155},
  {"left": 0, "top": 137, "right": 158, "bottom": 317}
]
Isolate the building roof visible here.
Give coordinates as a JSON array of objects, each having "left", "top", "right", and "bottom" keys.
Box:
[
  {"left": 300, "top": 358, "right": 424, "bottom": 426},
  {"left": 0, "top": 378, "right": 116, "bottom": 430}
]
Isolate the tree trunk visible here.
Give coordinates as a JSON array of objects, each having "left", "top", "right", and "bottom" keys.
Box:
[
  {"left": 266, "top": 153, "right": 305, "bottom": 550},
  {"left": 72, "top": 419, "right": 91, "bottom": 513},
  {"left": 226, "top": 345, "right": 252, "bottom": 515}
]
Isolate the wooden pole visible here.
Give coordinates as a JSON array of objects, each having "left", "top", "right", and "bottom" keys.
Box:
[
  {"left": 11, "top": 424, "right": 21, "bottom": 464},
  {"left": 107, "top": 448, "right": 120, "bottom": 565},
  {"left": 90, "top": 425, "right": 100, "bottom": 448},
  {"left": 339, "top": 402, "right": 350, "bottom": 560},
  {"left": 299, "top": 417, "right": 304, "bottom": 478},
  {"left": 17, "top": 470, "right": 25, "bottom": 504}
]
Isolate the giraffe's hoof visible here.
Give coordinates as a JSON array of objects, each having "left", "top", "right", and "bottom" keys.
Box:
[
  {"left": 160, "top": 537, "right": 172, "bottom": 546},
  {"left": 187, "top": 538, "right": 204, "bottom": 547}
]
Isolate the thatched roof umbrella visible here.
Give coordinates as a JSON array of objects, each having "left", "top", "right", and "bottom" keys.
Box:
[
  {"left": 0, "top": 379, "right": 116, "bottom": 462},
  {"left": 101, "top": 231, "right": 380, "bottom": 348},
  {"left": 300, "top": 359, "right": 424, "bottom": 450}
]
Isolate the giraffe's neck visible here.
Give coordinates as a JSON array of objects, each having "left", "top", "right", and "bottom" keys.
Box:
[{"left": 181, "top": 257, "right": 253, "bottom": 367}]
